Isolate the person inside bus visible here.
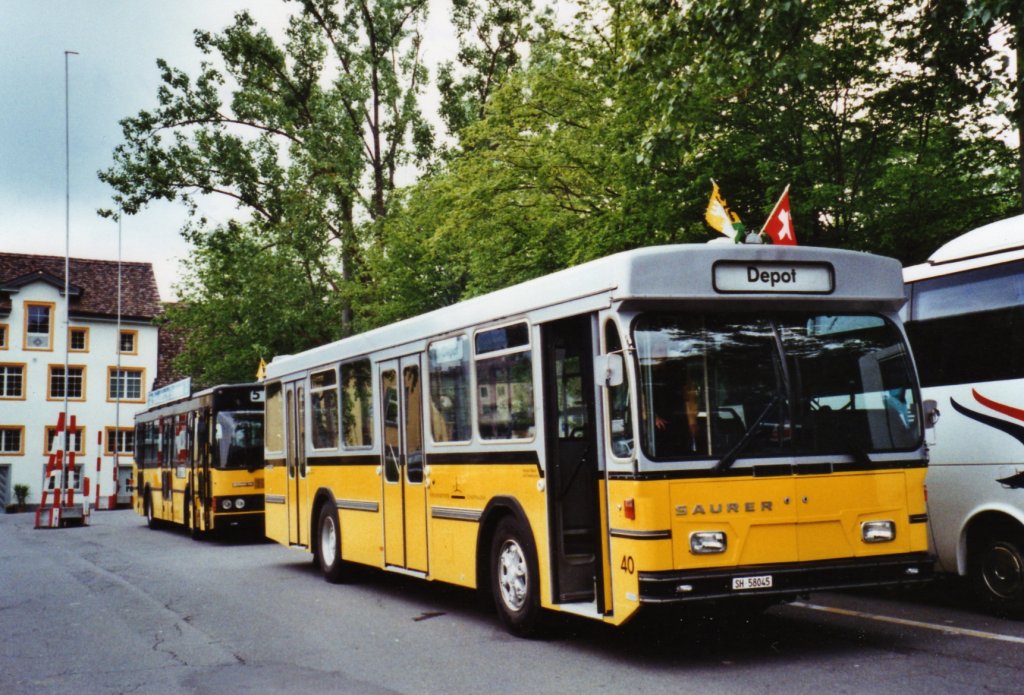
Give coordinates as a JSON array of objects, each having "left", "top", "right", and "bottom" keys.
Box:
[{"left": 647, "top": 346, "right": 701, "bottom": 457}]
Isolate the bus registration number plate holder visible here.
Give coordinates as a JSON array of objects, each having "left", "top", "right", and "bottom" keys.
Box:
[{"left": 732, "top": 575, "right": 772, "bottom": 591}]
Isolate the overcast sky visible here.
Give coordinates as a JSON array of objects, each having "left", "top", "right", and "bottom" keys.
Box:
[{"left": 0, "top": 1, "right": 471, "bottom": 300}]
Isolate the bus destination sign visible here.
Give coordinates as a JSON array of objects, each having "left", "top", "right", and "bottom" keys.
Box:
[{"left": 713, "top": 261, "right": 834, "bottom": 294}]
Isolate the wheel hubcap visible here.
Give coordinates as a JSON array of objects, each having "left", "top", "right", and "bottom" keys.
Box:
[
  {"left": 498, "top": 539, "right": 528, "bottom": 611},
  {"left": 983, "top": 542, "right": 1024, "bottom": 600},
  {"left": 321, "top": 516, "right": 337, "bottom": 568}
]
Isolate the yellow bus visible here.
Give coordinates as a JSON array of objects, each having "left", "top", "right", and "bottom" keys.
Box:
[
  {"left": 263, "top": 243, "right": 933, "bottom": 634},
  {"left": 134, "top": 379, "right": 265, "bottom": 537}
]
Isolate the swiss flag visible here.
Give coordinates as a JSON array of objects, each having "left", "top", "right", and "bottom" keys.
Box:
[{"left": 762, "top": 187, "right": 797, "bottom": 245}]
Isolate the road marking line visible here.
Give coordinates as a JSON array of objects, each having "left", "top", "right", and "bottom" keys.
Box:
[{"left": 791, "top": 601, "right": 1024, "bottom": 645}]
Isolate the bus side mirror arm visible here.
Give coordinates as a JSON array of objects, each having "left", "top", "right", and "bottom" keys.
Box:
[
  {"left": 595, "top": 354, "right": 624, "bottom": 387},
  {"left": 923, "top": 399, "right": 940, "bottom": 429}
]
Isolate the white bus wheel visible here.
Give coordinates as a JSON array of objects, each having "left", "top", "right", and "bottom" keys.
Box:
[
  {"left": 490, "top": 517, "right": 542, "bottom": 637},
  {"left": 318, "top": 504, "right": 345, "bottom": 584}
]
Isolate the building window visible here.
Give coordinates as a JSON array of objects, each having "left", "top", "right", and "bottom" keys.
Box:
[
  {"left": 0, "top": 364, "right": 25, "bottom": 399},
  {"left": 48, "top": 365, "right": 85, "bottom": 400},
  {"left": 43, "top": 462, "right": 83, "bottom": 492},
  {"left": 118, "top": 330, "right": 138, "bottom": 355},
  {"left": 0, "top": 426, "right": 25, "bottom": 455},
  {"left": 108, "top": 368, "right": 144, "bottom": 401},
  {"left": 105, "top": 427, "right": 135, "bottom": 455},
  {"left": 0, "top": 324, "right": 8, "bottom": 350},
  {"left": 45, "top": 427, "right": 85, "bottom": 455},
  {"left": 69, "top": 327, "right": 89, "bottom": 352},
  {"left": 25, "top": 302, "right": 55, "bottom": 350}
]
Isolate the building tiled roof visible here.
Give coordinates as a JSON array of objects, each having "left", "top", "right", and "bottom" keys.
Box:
[
  {"left": 0, "top": 252, "right": 161, "bottom": 320},
  {"left": 154, "top": 306, "right": 189, "bottom": 389}
]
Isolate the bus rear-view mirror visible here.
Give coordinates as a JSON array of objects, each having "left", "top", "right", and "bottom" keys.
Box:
[{"left": 595, "top": 354, "right": 624, "bottom": 387}]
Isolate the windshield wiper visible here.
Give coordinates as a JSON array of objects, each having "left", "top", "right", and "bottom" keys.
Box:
[{"left": 715, "top": 394, "right": 780, "bottom": 472}]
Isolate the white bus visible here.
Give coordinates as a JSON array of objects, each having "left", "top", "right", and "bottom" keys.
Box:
[
  {"left": 903, "top": 213, "right": 1024, "bottom": 616},
  {"left": 265, "top": 242, "right": 932, "bottom": 635}
]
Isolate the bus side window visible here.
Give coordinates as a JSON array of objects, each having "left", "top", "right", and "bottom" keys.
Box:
[
  {"left": 341, "top": 360, "right": 374, "bottom": 449},
  {"left": 474, "top": 323, "right": 535, "bottom": 440},
  {"left": 310, "top": 368, "right": 340, "bottom": 449},
  {"left": 428, "top": 335, "right": 472, "bottom": 443},
  {"left": 265, "top": 382, "right": 284, "bottom": 454},
  {"left": 907, "top": 260, "right": 1024, "bottom": 387}
]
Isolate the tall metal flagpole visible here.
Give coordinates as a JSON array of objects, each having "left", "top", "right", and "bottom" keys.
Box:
[
  {"left": 114, "top": 210, "right": 123, "bottom": 505},
  {"left": 63, "top": 50, "right": 78, "bottom": 478}
]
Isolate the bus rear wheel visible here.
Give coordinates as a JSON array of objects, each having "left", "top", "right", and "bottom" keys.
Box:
[
  {"left": 971, "top": 527, "right": 1024, "bottom": 618},
  {"left": 318, "top": 504, "right": 345, "bottom": 584},
  {"left": 490, "top": 517, "right": 541, "bottom": 637}
]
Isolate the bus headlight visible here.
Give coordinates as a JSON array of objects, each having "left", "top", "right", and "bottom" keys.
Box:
[
  {"left": 690, "top": 531, "right": 727, "bottom": 554},
  {"left": 221, "top": 498, "right": 233, "bottom": 511},
  {"left": 235, "top": 498, "right": 246, "bottom": 510},
  {"left": 861, "top": 520, "right": 895, "bottom": 543}
]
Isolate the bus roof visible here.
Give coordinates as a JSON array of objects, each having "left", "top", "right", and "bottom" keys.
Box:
[
  {"left": 135, "top": 382, "right": 262, "bottom": 422},
  {"left": 904, "top": 214, "right": 1024, "bottom": 282},
  {"left": 267, "top": 243, "right": 905, "bottom": 381}
]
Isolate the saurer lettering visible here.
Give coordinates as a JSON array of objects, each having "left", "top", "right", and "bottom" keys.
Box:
[{"left": 675, "top": 501, "right": 774, "bottom": 516}]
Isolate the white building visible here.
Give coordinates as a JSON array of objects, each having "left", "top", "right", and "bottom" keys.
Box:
[{"left": 0, "top": 253, "right": 163, "bottom": 510}]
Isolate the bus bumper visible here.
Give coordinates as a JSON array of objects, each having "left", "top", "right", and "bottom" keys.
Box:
[
  {"left": 212, "top": 511, "right": 265, "bottom": 535},
  {"left": 637, "top": 552, "right": 934, "bottom": 603}
]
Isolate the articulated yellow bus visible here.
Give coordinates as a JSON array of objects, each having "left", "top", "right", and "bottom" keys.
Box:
[
  {"left": 134, "top": 380, "right": 265, "bottom": 537},
  {"left": 263, "top": 243, "right": 932, "bottom": 634}
]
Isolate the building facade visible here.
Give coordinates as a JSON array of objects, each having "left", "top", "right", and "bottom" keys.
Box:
[{"left": 0, "top": 253, "right": 162, "bottom": 510}]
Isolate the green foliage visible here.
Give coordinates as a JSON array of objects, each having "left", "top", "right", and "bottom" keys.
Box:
[
  {"left": 437, "top": 0, "right": 538, "bottom": 144},
  {"left": 104, "top": 0, "right": 1022, "bottom": 363},
  {"left": 612, "top": 0, "right": 1019, "bottom": 260},
  {"left": 101, "top": 1, "right": 432, "bottom": 383},
  {"left": 167, "top": 220, "right": 348, "bottom": 385}
]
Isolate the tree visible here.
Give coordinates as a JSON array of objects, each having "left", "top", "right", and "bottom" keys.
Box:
[
  {"left": 101, "top": 1, "right": 432, "bottom": 383},
  {"left": 962, "top": 0, "right": 1024, "bottom": 208},
  {"left": 165, "top": 220, "right": 345, "bottom": 385},
  {"left": 368, "top": 10, "right": 639, "bottom": 323},
  {"left": 369, "top": 0, "right": 1021, "bottom": 328},
  {"left": 436, "top": 0, "right": 537, "bottom": 145},
  {"left": 613, "top": 0, "right": 1019, "bottom": 261}
]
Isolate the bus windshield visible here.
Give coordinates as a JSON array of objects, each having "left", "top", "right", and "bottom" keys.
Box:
[
  {"left": 215, "top": 412, "right": 264, "bottom": 470},
  {"left": 635, "top": 312, "right": 921, "bottom": 462}
]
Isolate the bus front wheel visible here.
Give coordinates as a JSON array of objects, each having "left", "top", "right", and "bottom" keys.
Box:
[
  {"left": 490, "top": 516, "right": 541, "bottom": 637},
  {"left": 145, "top": 492, "right": 159, "bottom": 529},
  {"left": 318, "top": 504, "right": 345, "bottom": 584},
  {"left": 971, "top": 527, "right": 1024, "bottom": 618}
]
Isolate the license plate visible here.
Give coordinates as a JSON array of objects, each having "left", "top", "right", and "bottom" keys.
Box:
[{"left": 732, "top": 575, "right": 773, "bottom": 591}]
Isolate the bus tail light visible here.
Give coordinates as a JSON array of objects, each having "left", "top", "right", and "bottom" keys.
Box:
[
  {"left": 623, "top": 498, "right": 635, "bottom": 520},
  {"left": 861, "top": 520, "right": 895, "bottom": 543},
  {"left": 689, "top": 531, "right": 726, "bottom": 554}
]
